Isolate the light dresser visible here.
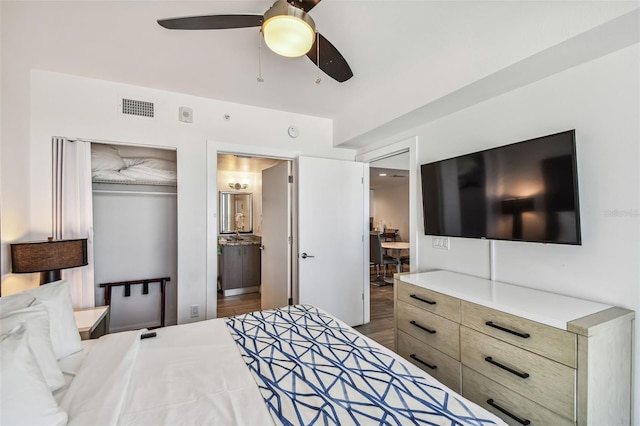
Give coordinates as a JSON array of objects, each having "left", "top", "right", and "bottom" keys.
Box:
[{"left": 394, "top": 270, "right": 634, "bottom": 426}]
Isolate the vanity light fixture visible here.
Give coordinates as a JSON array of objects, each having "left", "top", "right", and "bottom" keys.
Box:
[
  {"left": 262, "top": 0, "right": 316, "bottom": 58},
  {"left": 229, "top": 182, "right": 248, "bottom": 190}
]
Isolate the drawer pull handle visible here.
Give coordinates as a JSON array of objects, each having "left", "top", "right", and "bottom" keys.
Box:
[
  {"left": 410, "top": 354, "right": 437, "bottom": 370},
  {"left": 484, "top": 356, "right": 530, "bottom": 379},
  {"left": 410, "top": 294, "right": 436, "bottom": 305},
  {"left": 485, "top": 321, "right": 530, "bottom": 339},
  {"left": 486, "top": 399, "right": 531, "bottom": 425},
  {"left": 410, "top": 320, "right": 436, "bottom": 334}
]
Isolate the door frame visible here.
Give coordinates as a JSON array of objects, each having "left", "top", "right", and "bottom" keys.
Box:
[
  {"left": 356, "top": 136, "right": 419, "bottom": 276},
  {"left": 206, "top": 141, "right": 301, "bottom": 319}
]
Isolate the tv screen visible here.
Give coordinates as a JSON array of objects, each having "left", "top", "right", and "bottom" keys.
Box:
[{"left": 421, "top": 130, "right": 581, "bottom": 244}]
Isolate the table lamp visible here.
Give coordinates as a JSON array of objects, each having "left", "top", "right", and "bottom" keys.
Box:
[{"left": 10, "top": 238, "right": 88, "bottom": 284}]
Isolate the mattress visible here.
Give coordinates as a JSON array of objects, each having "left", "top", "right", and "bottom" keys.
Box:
[{"left": 57, "top": 305, "right": 505, "bottom": 425}]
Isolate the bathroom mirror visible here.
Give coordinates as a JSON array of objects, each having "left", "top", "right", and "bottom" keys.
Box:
[{"left": 219, "top": 192, "right": 253, "bottom": 234}]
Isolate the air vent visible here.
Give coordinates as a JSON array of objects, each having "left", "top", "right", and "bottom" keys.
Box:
[{"left": 121, "top": 98, "right": 154, "bottom": 118}]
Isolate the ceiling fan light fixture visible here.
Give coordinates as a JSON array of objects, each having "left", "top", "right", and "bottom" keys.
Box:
[{"left": 262, "top": 0, "right": 316, "bottom": 58}]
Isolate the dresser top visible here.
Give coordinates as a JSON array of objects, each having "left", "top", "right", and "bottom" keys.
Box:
[{"left": 399, "top": 270, "right": 612, "bottom": 330}]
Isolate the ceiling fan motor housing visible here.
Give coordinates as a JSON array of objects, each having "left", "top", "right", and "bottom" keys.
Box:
[{"left": 262, "top": 0, "right": 316, "bottom": 57}]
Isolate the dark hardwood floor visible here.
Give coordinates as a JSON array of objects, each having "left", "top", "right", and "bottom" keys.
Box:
[
  {"left": 354, "top": 284, "right": 395, "bottom": 350},
  {"left": 216, "top": 283, "right": 395, "bottom": 350}
]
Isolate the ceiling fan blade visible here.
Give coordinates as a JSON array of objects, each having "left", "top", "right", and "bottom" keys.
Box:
[
  {"left": 306, "top": 33, "right": 353, "bottom": 83},
  {"left": 157, "top": 15, "right": 263, "bottom": 30},
  {"left": 290, "top": 0, "right": 322, "bottom": 13}
]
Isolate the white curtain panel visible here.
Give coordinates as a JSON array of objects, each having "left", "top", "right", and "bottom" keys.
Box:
[{"left": 52, "top": 138, "right": 95, "bottom": 308}]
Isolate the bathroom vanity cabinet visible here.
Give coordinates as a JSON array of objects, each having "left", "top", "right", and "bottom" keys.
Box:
[{"left": 219, "top": 242, "right": 261, "bottom": 296}]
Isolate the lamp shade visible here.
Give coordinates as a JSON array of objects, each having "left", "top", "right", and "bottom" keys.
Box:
[
  {"left": 11, "top": 239, "right": 88, "bottom": 275},
  {"left": 262, "top": 0, "right": 315, "bottom": 58},
  {"left": 501, "top": 197, "right": 535, "bottom": 215}
]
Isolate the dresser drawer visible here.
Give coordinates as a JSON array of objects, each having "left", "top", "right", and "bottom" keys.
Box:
[
  {"left": 397, "top": 281, "right": 460, "bottom": 322},
  {"left": 461, "top": 301, "right": 576, "bottom": 368},
  {"left": 397, "top": 330, "right": 461, "bottom": 393},
  {"left": 462, "top": 366, "right": 574, "bottom": 426},
  {"left": 460, "top": 326, "right": 575, "bottom": 420},
  {"left": 397, "top": 300, "right": 460, "bottom": 360}
]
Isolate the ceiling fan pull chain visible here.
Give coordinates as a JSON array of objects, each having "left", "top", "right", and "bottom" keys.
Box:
[
  {"left": 315, "top": 32, "right": 321, "bottom": 85},
  {"left": 257, "top": 29, "right": 264, "bottom": 83}
]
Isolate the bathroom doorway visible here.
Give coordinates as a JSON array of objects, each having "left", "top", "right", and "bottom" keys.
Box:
[{"left": 216, "top": 154, "right": 292, "bottom": 317}]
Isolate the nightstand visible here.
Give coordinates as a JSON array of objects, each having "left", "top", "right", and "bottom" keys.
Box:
[{"left": 74, "top": 306, "right": 110, "bottom": 340}]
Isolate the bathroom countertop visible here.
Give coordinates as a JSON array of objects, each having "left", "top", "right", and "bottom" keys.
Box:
[{"left": 218, "top": 236, "right": 261, "bottom": 246}]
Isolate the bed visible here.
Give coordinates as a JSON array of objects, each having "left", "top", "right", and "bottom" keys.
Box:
[{"left": 0, "top": 280, "right": 506, "bottom": 426}]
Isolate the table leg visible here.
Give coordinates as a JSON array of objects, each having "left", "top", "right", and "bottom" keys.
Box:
[{"left": 384, "top": 249, "right": 402, "bottom": 284}]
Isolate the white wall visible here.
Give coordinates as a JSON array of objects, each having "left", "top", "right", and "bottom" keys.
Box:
[
  {"left": 365, "top": 44, "right": 640, "bottom": 423},
  {"left": 371, "top": 183, "right": 409, "bottom": 243},
  {"left": 7, "top": 70, "right": 355, "bottom": 324},
  {"left": 93, "top": 191, "right": 178, "bottom": 331},
  {"left": 417, "top": 45, "right": 639, "bottom": 302}
]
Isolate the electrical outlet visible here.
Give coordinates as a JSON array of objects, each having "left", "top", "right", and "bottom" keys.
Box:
[
  {"left": 433, "top": 237, "right": 450, "bottom": 250},
  {"left": 190, "top": 305, "right": 199, "bottom": 318}
]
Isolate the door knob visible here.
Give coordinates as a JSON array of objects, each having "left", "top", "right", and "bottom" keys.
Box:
[
  {"left": 301, "top": 252, "right": 315, "bottom": 259},
  {"left": 259, "top": 245, "right": 265, "bottom": 250}
]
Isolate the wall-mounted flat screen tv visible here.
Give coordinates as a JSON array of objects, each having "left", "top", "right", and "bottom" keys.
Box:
[{"left": 421, "top": 130, "right": 581, "bottom": 244}]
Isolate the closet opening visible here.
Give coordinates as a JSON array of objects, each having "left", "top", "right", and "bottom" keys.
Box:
[
  {"left": 91, "top": 142, "right": 178, "bottom": 332},
  {"left": 216, "top": 153, "right": 292, "bottom": 317}
]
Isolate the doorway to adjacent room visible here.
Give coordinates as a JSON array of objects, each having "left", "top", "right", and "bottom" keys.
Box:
[
  {"left": 369, "top": 151, "right": 410, "bottom": 283},
  {"left": 358, "top": 150, "right": 410, "bottom": 350}
]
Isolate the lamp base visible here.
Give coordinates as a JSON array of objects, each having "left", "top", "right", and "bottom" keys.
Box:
[{"left": 40, "top": 270, "right": 61, "bottom": 285}]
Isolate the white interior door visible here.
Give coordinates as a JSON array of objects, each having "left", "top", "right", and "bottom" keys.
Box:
[
  {"left": 261, "top": 161, "right": 291, "bottom": 310},
  {"left": 298, "top": 156, "right": 366, "bottom": 326}
]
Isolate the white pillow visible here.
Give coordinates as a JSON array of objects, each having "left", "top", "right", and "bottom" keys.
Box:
[
  {"left": 5, "top": 280, "right": 83, "bottom": 359},
  {"left": 0, "top": 324, "right": 68, "bottom": 426},
  {"left": 0, "top": 302, "right": 65, "bottom": 390},
  {"left": 0, "top": 293, "right": 35, "bottom": 315},
  {"left": 91, "top": 143, "right": 125, "bottom": 171}
]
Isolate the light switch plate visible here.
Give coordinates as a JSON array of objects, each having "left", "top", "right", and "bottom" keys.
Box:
[{"left": 433, "top": 237, "right": 450, "bottom": 250}]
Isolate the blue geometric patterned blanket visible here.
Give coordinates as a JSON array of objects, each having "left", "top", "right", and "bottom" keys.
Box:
[{"left": 225, "top": 305, "right": 499, "bottom": 426}]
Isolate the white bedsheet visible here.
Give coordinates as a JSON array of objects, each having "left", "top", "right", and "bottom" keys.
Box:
[
  {"left": 59, "top": 310, "right": 505, "bottom": 426},
  {"left": 53, "top": 340, "right": 100, "bottom": 404},
  {"left": 61, "top": 320, "right": 274, "bottom": 426}
]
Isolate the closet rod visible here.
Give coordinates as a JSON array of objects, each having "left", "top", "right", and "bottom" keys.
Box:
[{"left": 92, "top": 189, "right": 176, "bottom": 196}]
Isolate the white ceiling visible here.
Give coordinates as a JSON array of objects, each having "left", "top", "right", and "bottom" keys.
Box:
[
  {"left": 3, "top": 1, "right": 639, "bottom": 149},
  {"left": 370, "top": 167, "right": 408, "bottom": 190},
  {"left": 218, "top": 153, "right": 282, "bottom": 173}
]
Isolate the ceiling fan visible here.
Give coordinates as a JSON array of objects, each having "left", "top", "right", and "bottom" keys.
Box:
[{"left": 157, "top": 0, "right": 353, "bottom": 83}]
